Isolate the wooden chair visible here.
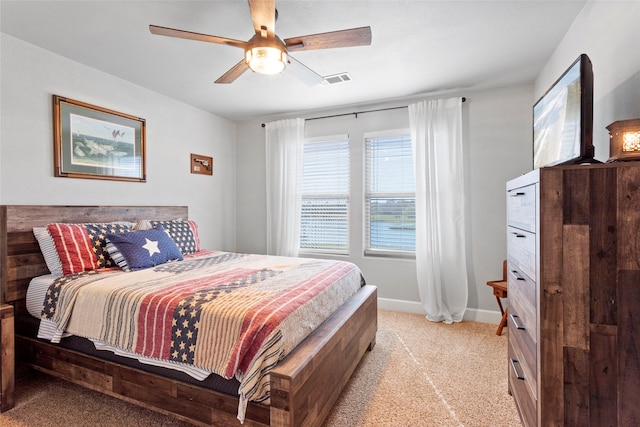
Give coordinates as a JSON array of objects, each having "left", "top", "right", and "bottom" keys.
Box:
[{"left": 486, "top": 260, "right": 508, "bottom": 335}]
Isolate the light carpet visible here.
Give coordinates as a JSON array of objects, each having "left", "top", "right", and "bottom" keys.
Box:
[{"left": 1, "top": 309, "right": 522, "bottom": 426}]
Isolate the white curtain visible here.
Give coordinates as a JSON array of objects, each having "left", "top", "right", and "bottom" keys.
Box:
[
  {"left": 265, "top": 118, "right": 305, "bottom": 257},
  {"left": 409, "top": 98, "right": 468, "bottom": 324}
]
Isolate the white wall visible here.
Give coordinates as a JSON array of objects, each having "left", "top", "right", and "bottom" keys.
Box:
[
  {"left": 235, "top": 84, "right": 534, "bottom": 321},
  {"left": 466, "top": 85, "right": 533, "bottom": 315},
  {"left": 536, "top": 0, "right": 640, "bottom": 161},
  {"left": 0, "top": 34, "right": 237, "bottom": 251}
]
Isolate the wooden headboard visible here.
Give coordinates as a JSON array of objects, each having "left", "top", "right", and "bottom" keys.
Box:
[{"left": 0, "top": 205, "right": 188, "bottom": 305}]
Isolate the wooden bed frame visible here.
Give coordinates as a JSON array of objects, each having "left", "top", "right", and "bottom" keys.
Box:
[{"left": 0, "top": 205, "right": 377, "bottom": 426}]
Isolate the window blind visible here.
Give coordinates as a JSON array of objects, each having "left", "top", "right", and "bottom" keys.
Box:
[
  {"left": 364, "top": 132, "right": 416, "bottom": 255},
  {"left": 300, "top": 136, "right": 350, "bottom": 254}
]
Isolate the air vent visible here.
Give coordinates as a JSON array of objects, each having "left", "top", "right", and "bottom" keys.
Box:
[{"left": 323, "top": 73, "right": 352, "bottom": 85}]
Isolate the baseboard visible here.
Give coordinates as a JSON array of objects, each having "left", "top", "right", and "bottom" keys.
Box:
[
  {"left": 377, "top": 298, "right": 425, "bottom": 314},
  {"left": 377, "top": 297, "right": 502, "bottom": 324}
]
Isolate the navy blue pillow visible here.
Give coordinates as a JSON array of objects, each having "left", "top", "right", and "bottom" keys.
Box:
[
  {"left": 85, "top": 222, "right": 131, "bottom": 268},
  {"left": 106, "top": 226, "right": 183, "bottom": 271},
  {"left": 149, "top": 220, "right": 197, "bottom": 255}
]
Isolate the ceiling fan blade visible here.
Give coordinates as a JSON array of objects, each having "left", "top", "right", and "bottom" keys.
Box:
[
  {"left": 287, "top": 56, "right": 325, "bottom": 87},
  {"left": 285, "top": 26, "right": 372, "bottom": 52},
  {"left": 248, "top": 0, "right": 276, "bottom": 38},
  {"left": 215, "top": 59, "right": 250, "bottom": 84},
  {"left": 149, "top": 25, "right": 247, "bottom": 49}
]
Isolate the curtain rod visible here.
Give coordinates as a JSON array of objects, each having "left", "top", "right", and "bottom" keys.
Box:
[{"left": 261, "top": 97, "right": 465, "bottom": 127}]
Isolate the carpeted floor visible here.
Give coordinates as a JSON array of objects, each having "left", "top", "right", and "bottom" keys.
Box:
[{"left": 1, "top": 309, "right": 522, "bottom": 426}]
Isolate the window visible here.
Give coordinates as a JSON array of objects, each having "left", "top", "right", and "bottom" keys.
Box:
[
  {"left": 364, "top": 131, "right": 415, "bottom": 256},
  {"left": 300, "top": 135, "right": 350, "bottom": 254}
]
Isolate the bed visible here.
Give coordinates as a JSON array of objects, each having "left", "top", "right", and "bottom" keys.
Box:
[{"left": 0, "top": 205, "right": 377, "bottom": 426}]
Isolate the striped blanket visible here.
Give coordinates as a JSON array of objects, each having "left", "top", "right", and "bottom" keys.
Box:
[{"left": 40, "top": 251, "right": 364, "bottom": 421}]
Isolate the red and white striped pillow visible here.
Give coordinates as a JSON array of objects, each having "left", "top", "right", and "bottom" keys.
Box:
[
  {"left": 46, "top": 222, "right": 132, "bottom": 275},
  {"left": 47, "top": 223, "right": 99, "bottom": 275}
]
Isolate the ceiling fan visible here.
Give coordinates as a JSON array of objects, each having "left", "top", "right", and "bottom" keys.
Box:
[{"left": 149, "top": 0, "right": 371, "bottom": 85}]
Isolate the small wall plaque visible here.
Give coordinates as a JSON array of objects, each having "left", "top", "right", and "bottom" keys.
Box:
[{"left": 190, "top": 153, "right": 213, "bottom": 175}]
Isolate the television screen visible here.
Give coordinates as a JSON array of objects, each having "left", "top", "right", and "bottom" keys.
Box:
[{"left": 533, "top": 54, "right": 593, "bottom": 168}]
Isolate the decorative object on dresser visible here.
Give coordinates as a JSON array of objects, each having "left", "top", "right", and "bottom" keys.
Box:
[
  {"left": 486, "top": 260, "right": 508, "bottom": 336},
  {"left": 606, "top": 118, "right": 640, "bottom": 162},
  {"left": 506, "top": 162, "right": 640, "bottom": 426},
  {"left": 53, "top": 95, "right": 146, "bottom": 182}
]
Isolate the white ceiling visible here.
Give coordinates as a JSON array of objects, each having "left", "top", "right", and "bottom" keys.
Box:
[{"left": 0, "top": 0, "right": 586, "bottom": 121}]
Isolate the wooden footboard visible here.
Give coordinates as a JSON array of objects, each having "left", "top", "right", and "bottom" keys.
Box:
[
  {"left": 270, "top": 284, "right": 377, "bottom": 427},
  {"left": 0, "top": 205, "right": 378, "bottom": 426}
]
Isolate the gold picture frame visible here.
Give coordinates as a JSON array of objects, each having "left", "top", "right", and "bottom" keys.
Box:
[{"left": 53, "top": 95, "right": 146, "bottom": 182}]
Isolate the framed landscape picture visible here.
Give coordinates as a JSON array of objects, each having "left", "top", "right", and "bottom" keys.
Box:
[{"left": 53, "top": 95, "right": 146, "bottom": 182}]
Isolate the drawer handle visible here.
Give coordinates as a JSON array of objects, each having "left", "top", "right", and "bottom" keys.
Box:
[
  {"left": 509, "top": 192, "right": 526, "bottom": 197},
  {"left": 510, "top": 313, "right": 526, "bottom": 330},
  {"left": 510, "top": 270, "right": 525, "bottom": 281},
  {"left": 510, "top": 358, "right": 525, "bottom": 380},
  {"left": 510, "top": 232, "right": 526, "bottom": 238}
]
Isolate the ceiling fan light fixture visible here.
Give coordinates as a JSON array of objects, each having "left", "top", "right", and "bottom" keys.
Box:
[
  {"left": 149, "top": 2, "right": 372, "bottom": 85},
  {"left": 245, "top": 46, "right": 287, "bottom": 75}
]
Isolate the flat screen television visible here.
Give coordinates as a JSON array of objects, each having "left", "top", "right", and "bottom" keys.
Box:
[{"left": 533, "top": 53, "right": 595, "bottom": 168}]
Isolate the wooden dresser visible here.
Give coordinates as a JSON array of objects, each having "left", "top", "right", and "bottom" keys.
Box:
[{"left": 506, "top": 162, "right": 640, "bottom": 426}]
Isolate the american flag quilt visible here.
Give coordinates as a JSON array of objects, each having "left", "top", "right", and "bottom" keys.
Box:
[{"left": 40, "top": 251, "right": 364, "bottom": 420}]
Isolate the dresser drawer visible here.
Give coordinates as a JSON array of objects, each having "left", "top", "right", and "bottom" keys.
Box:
[
  {"left": 507, "top": 227, "right": 536, "bottom": 282},
  {"left": 507, "top": 262, "right": 537, "bottom": 335},
  {"left": 507, "top": 183, "right": 536, "bottom": 233},
  {"left": 508, "top": 298, "right": 537, "bottom": 397},
  {"left": 509, "top": 340, "right": 537, "bottom": 427}
]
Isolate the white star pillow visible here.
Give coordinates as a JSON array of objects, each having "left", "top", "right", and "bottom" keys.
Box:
[{"left": 142, "top": 238, "right": 161, "bottom": 256}]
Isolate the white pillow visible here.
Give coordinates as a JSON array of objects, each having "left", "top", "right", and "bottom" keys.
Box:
[{"left": 33, "top": 227, "right": 64, "bottom": 277}]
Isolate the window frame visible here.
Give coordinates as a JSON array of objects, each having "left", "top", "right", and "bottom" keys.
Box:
[
  {"left": 363, "top": 129, "right": 416, "bottom": 259},
  {"left": 299, "top": 134, "right": 351, "bottom": 256}
]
